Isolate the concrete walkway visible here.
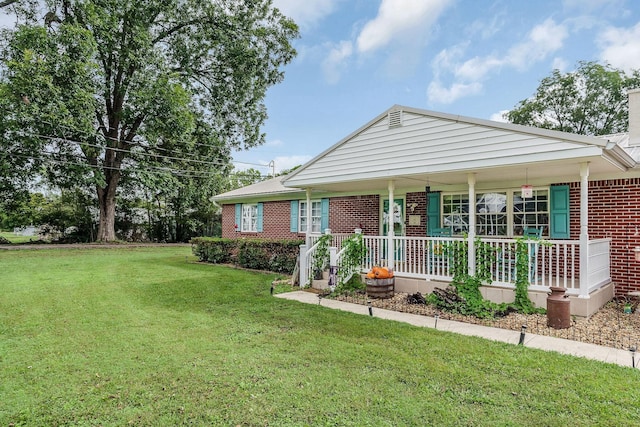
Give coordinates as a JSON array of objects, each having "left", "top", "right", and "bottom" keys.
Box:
[{"left": 276, "top": 291, "right": 636, "bottom": 368}]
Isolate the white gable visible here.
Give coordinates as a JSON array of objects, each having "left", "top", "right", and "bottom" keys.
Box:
[{"left": 283, "top": 106, "right": 631, "bottom": 191}]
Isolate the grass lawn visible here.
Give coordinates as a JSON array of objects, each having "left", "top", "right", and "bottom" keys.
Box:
[
  {"left": 1, "top": 246, "right": 639, "bottom": 426},
  {"left": 0, "top": 231, "right": 38, "bottom": 244}
]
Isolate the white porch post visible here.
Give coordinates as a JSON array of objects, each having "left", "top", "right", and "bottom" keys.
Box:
[
  {"left": 387, "top": 180, "right": 395, "bottom": 269},
  {"left": 579, "top": 162, "right": 590, "bottom": 298},
  {"left": 467, "top": 173, "right": 476, "bottom": 276},
  {"left": 305, "top": 187, "right": 312, "bottom": 248}
]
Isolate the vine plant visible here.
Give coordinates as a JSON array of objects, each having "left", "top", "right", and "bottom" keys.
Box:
[
  {"left": 512, "top": 237, "right": 540, "bottom": 314},
  {"left": 434, "top": 235, "right": 528, "bottom": 319},
  {"left": 312, "top": 233, "right": 332, "bottom": 280},
  {"left": 337, "top": 232, "right": 367, "bottom": 287}
]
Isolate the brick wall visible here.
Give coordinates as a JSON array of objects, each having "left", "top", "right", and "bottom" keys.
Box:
[
  {"left": 220, "top": 195, "right": 381, "bottom": 239},
  {"left": 221, "top": 201, "right": 305, "bottom": 240},
  {"left": 405, "top": 191, "right": 427, "bottom": 237},
  {"left": 328, "top": 195, "right": 380, "bottom": 234},
  {"left": 568, "top": 178, "right": 640, "bottom": 295}
]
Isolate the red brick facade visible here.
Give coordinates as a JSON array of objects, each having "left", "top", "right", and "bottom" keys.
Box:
[
  {"left": 328, "top": 195, "right": 380, "bottom": 234},
  {"left": 221, "top": 181, "right": 640, "bottom": 294},
  {"left": 569, "top": 178, "right": 640, "bottom": 295},
  {"left": 221, "top": 195, "right": 381, "bottom": 239}
]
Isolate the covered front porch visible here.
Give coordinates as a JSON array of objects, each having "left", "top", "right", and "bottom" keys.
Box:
[
  {"left": 301, "top": 232, "right": 613, "bottom": 317},
  {"left": 283, "top": 106, "right": 629, "bottom": 316}
]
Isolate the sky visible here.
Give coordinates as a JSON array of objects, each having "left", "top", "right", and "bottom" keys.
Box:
[{"left": 233, "top": 0, "right": 640, "bottom": 176}]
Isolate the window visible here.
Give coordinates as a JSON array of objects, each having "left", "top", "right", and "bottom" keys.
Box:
[
  {"left": 241, "top": 204, "right": 258, "bottom": 232},
  {"left": 441, "top": 189, "right": 549, "bottom": 236},
  {"left": 513, "top": 189, "right": 548, "bottom": 235},
  {"left": 442, "top": 194, "right": 470, "bottom": 234},
  {"left": 476, "top": 192, "right": 507, "bottom": 236},
  {"left": 300, "top": 200, "right": 322, "bottom": 233}
]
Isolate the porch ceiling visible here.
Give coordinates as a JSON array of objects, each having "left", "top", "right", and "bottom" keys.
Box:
[{"left": 297, "top": 154, "right": 626, "bottom": 193}]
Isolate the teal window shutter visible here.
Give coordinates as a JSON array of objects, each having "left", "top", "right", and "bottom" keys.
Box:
[
  {"left": 256, "top": 203, "right": 264, "bottom": 232},
  {"left": 426, "top": 192, "right": 441, "bottom": 236},
  {"left": 235, "top": 204, "right": 241, "bottom": 229},
  {"left": 290, "top": 201, "right": 299, "bottom": 232},
  {"left": 550, "top": 185, "right": 570, "bottom": 239},
  {"left": 321, "top": 198, "right": 329, "bottom": 231}
]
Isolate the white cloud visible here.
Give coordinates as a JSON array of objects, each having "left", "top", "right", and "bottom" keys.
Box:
[
  {"left": 427, "top": 81, "right": 482, "bottom": 104},
  {"left": 272, "top": 0, "right": 340, "bottom": 29},
  {"left": 598, "top": 22, "right": 640, "bottom": 72},
  {"left": 271, "top": 155, "right": 312, "bottom": 174},
  {"left": 428, "top": 19, "right": 568, "bottom": 105},
  {"left": 454, "top": 56, "right": 503, "bottom": 81},
  {"left": 505, "top": 18, "right": 568, "bottom": 70},
  {"left": 322, "top": 40, "right": 353, "bottom": 84},
  {"left": 552, "top": 57, "right": 568, "bottom": 71},
  {"left": 356, "top": 0, "right": 452, "bottom": 54},
  {"left": 489, "top": 110, "right": 509, "bottom": 122}
]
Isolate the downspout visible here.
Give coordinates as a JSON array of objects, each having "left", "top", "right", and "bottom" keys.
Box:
[
  {"left": 579, "top": 162, "right": 590, "bottom": 298},
  {"left": 467, "top": 173, "right": 476, "bottom": 276},
  {"left": 387, "top": 180, "right": 395, "bottom": 269}
]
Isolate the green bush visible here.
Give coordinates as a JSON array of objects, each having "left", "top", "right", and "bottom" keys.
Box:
[{"left": 190, "top": 237, "right": 303, "bottom": 274}]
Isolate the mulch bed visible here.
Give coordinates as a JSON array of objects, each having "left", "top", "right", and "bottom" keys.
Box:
[{"left": 330, "top": 291, "right": 640, "bottom": 351}]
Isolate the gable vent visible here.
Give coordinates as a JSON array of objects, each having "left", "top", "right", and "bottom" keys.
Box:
[{"left": 388, "top": 110, "right": 403, "bottom": 128}]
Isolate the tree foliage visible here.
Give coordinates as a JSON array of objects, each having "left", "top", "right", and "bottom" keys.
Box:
[
  {"left": 0, "top": 0, "right": 299, "bottom": 241},
  {"left": 506, "top": 61, "right": 640, "bottom": 135}
]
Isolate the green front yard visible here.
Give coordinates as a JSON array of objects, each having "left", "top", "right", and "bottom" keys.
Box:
[
  {"left": 0, "top": 231, "right": 38, "bottom": 244},
  {"left": 1, "top": 246, "right": 639, "bottom": 425}
]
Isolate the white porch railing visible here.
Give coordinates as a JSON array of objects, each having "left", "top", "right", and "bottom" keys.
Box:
[
  {"left": 301, "top": 234, "right": 611, "bottom": 295},
  {"left": 362, "top": 235, "right": 610, "bottom": 295},
  {"left": 300, "top": 233, "right": 353, "bottom": 287}
]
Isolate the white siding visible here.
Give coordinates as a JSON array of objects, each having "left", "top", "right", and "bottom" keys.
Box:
[{"left": 285, "top": 110, "right": 604, "bottom": 187}]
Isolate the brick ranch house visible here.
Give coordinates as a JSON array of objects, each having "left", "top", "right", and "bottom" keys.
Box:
[{"left": 214, "top": 90, "right": 640, "bottom": 316}]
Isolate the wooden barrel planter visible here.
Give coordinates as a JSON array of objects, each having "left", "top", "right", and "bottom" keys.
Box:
[{"left": 365, "top": 278, "right": 395, "bottom": 299}]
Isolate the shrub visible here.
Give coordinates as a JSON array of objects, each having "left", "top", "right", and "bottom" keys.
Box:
[{"left": 190, "top": 237, "right": 303, "bottom": 274}]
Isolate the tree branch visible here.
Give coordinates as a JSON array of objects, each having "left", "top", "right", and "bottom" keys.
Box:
[{"left": 0, "top": 0, "right": 19, "bottom": 8}]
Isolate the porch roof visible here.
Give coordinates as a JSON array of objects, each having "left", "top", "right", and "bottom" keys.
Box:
[
  {"left": 213, "top": 175, "right": 304, "bottom": 203},
  {"left": 282, "top": 105, "right": 638, "bottom": 193}
]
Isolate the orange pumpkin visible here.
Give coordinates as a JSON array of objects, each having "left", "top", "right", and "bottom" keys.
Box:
[{"left": 375, "top": 267, "right": 390, "bottom": 279}]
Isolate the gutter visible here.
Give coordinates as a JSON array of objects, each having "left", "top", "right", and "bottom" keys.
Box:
[{"left": 603, "top": 141, "right": 637, "bottom": 170}]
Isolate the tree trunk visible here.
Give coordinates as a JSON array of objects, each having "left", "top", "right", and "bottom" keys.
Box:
[{"left": 96, "top": 175, "right": 120, "bottom": 242}]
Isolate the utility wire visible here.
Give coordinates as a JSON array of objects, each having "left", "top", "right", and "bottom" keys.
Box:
[
  {"left": 17, "top": 131, "right": 234, "bottom": 168},
  {"left": 33, "top": 120, "right": 273, "bottom": 169},
  {"left": 9, "top": 151, "right": 275, "bottom": 180}
]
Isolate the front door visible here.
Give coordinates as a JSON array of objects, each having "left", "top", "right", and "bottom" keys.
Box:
[{"left": 382, "top": 198, "right": 404, "bottom": 260}]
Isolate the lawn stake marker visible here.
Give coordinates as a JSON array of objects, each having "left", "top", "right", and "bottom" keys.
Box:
[{"left": 518, "top": 325, "right": 527, "bottom": 346}]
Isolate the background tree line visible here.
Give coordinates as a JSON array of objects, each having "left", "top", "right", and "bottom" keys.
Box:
[
  {"left": 2, "top": 2, "right": 639, "bottom": 243},
  {"left": 0, "top": 0, "right": 298, "bottom": 242}
]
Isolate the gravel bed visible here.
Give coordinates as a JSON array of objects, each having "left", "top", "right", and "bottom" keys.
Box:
[{"left": 331, "top": 291, "right": 640, "bottom": 351}]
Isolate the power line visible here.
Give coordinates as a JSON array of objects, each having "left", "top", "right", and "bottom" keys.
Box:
[
  {"left": 8, "top": 150, "right": 275, "bottom": 180},
  {"left": 33, "top": 120, "right": 274, "bottom": 169},
  {"left": 17, "top": 130, "right": 234, "bottom": 168}
]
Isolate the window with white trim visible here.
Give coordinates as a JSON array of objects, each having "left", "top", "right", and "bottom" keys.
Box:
[
  {"left": 299, "top": 200, "right": 322, "bottom": 233},
  {"left": 241, "top": 204, "right": 258, "bottom": 232},
  {"left": 442, "top": 189, "right": 549, "bottom": 236}
]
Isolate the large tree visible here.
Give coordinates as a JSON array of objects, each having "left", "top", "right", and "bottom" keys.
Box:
[
  {"left": 506, "top": 61, "right": 640, "bottom": 136},
  {"left": 0, "top": 0, "right": 298, "bottom": 241}
]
